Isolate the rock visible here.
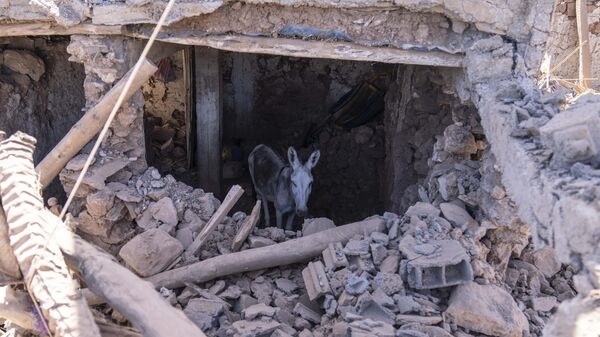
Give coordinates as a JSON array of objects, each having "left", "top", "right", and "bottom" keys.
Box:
[
  {"left": 345, "top": 273, "right": 369, "bottom": 295},
  {"left": 86, "top": 189, "right": 115, "bottom": 217},
  {"left": 175, "top": 227, "right": 194, "bottom": 249},
  {"left": 371, "top": 243, "right": 387, "bottom": 265},
  {"left": 395, "top": 295, "right": 422, "bottom": 314},
  {"left": 116, "top": 188, "right": 142, "bottom": 203},
  {"left": 293, "top": 302, "right": 321, "bottom": 324},
  {"left": 396, "top": 314, "right": 443, "bottom": 326},
  {"left": 439, "top": 202, "right": 476, "bottom": 230},
  {"left": 152, "top": 197, "right": 178, "bottom": 227},
  {"left": 118, "top": 229, "right": 183, "bottom": 277},
  {"left": 398, "top": 323, "right": 452, "bottom": 337},
  {"left": 443, "top": 124, "right": 477, "bottom": 155},
  {"left": 531, "top": 296, "right": 557, "bottom": 312},
  {"left": 220, "top": 285, "right": 243, "bottom": 300},
  {"left": 3, "top": 49, "right": 45, "bottom": 81},
  {"left": 275, "top": 278, "right": 299, "bottom": 294},
  {"left": 184, "top": 298, "right": 225, "bottom": 330},
  {"left": 234, "top": 294, "right": 259, "bottom": 313},
  {"left": 343, "top": 239, "right": 370, "bottom": 256},
  {"left": 248, "top": 236, "right": 276, "bottom": 248},
  {"left": 298, "top": 329, "right": 315, "bottom": 337},
  {"left": 445, "top": 282, "right": 528, "bottom": 337},
  {"left": 529, "top": 247, "right": 561, "bottom": 278},
  {"left": 66, "top": 154, "right": 96, "bottom": 171},
  {"left": 370, "top": 232, "right": 389, "bottom": 245},
  {"left": 379, "top": 254, "right": 399, "bottom": 273},
  {"left": 250, "top": 277, "right": 274, "bottom": 305},
  {"left": 302, "top": 217, "right": 335, "bottom": 236},
  {"left": 373, "top": 272, "right": 404, "bottom": 296},
  {"left": 348, "top": 318, "right": 395, "bottom": 337},
  {"left": 358, "top": 293, "right": 395, "bottom": 325},
  {"left": 228, "top": 319, "right": 281, "bottom": 337},
  {"left": 405, "top": 202, "right": 440, "bottom": 218},
  {"left": 243, "top": 303, "right": 278, "bottom": 320}
]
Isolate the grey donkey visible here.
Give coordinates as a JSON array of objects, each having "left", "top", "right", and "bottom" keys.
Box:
[{"left": 248, "top": 144, "right": 321, "bottom": 230}]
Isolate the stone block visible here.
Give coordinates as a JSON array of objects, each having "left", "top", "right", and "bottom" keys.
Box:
[
  {"left": 446, "top": 282, "right": 528, "bottom": 337},
  {"left": 399, "top": 236, "right": 473, "bottom": 290},
  {"left": 302, "top": 261, "right": 332, "bottom": 301},
  {"left": 3, "top": 49, "right": 45, "bottom": 81},
  {"left": 118, "top": 229, "right": 183, "bottom": 277}
]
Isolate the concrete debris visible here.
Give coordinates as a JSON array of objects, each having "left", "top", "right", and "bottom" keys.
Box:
[
  {"left": 446, "top": 282, "right": 529, "bottom": 337},
  {"left": 228, "top": 318, "right": 281, "bottom": 337},
  {"left": 293, "top": 302, "right": 321, "bottom": 324},
  {"left": 302, "top": 261, "right": 332, "bottom": 301},
  {"left": 439, "top": 202, "right": 476, "bottom": 230},
  {"left": 399, "top": 236, "right": 473, "bottom": 290},
  {"left": 118, "top": 229, "right": 183, "bottom": 277},
  {"left": 345, "top": 273, "right": 369, "bottom": 295},
  {"left": 243, "top": 303, "right": 278, "bottom": 320},
  {"left": 343, "top": 239, "right": 370, "bottom": 256},
  {"left": 322, "top": 242, "right": 349, "bottom": 271}
]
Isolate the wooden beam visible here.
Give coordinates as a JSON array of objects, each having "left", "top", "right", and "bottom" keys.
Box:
[
  {"left": 0, "top": 23, "right": 122, "bottom": 37},
  {"left": 185, "top": 185, "right": 244, "bottom": 258},
  {"left": 35, "top": 58, "right": 157, "bottom": 189},
  {"left": 194, "top": 46, "right": 223, "bottom": 195},
  {"left": 183, "top": 47, "right": 195, "bottom": 169},
  {"left": 132, "top": 33, "right": 464, "bottom": 68},
  {"left": 149, "top": 218, "right": 386, "bottom": 289},
  {"left": 576, "top": 0, "right": 592, "bottom": 88}
]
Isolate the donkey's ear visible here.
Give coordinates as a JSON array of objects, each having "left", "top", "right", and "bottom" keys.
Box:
[
  {"left": 306, "top": 149, "right": 321, "bottom": 170},
  {"left": 287, "top": 147, "right": 300, "bottom": 168}
]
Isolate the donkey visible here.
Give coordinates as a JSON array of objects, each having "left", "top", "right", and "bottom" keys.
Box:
[{"left": 248, "top": 144, "right": 321, "bottom": 230}]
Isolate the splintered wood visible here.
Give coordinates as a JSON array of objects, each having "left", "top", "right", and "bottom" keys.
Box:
[
  {"left": 185, "top": 184, "right": 244, "bottom": 258},
  {"left": 231, "top": 200, "right": 261, "bottom": 252}
]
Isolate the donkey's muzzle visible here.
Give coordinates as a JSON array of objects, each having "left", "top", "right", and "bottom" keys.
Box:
[{"left": 296, "top": 209, "right": 307, "bottom": 217}]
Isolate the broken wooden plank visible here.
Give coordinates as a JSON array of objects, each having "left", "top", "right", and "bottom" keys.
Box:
[
  {"left": 149, "top": 218, "right": 386, "bottom": 289},
  {"left": 185, "top": 184, "right": 244, "bottom": 258},
  {"left": 231, "top": 200, "right": 261, "bottom": 252},
  {"left": 128, "top": 33, "right": 464, "bottom": 68},
  {"left": 35, "top": 59, "right": 158, "bottom": 189},
  {"left": 0, "top": 132, "right": 101, "bottom": 337}
]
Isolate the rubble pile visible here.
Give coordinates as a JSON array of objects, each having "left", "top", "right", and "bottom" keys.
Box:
[{"left": 86, "top": 121, "right": 574, "bottom": 337}]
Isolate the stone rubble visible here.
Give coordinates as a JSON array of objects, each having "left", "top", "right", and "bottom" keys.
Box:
[{"left": 54, "top": 114, "right": 578, "bottom": 337}]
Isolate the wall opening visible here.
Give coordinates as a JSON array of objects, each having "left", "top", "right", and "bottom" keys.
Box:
[{"left": 141, "top": 46, "right": 477, "bottom": 226}]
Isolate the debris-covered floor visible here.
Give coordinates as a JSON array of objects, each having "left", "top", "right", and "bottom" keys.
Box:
[{"left": 1, "top": 1, "right": 600, "bottom": 337}]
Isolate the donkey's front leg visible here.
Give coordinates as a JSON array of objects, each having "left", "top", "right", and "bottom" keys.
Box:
[
  {"left": 275, "top": 209, "right": 283, "bottom": 229},
  {"left": 285, "top": 212, "right": 295, "bottom": 231},
  {"left": 260, "top": 195, "right": 270, "bottom": 227}
]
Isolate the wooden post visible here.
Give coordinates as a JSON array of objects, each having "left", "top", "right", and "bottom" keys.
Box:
[
  {"left": 576, "top": 0, "right": 592, "bottom": 88},
  {"left": 183, "top": 47, "right": 194, "bottom": 169},
  {"left": 231, "top": 200, "right": 261, "bottom": 252},
  {"left": 194, "top": 46, "right": 222, "bottom": 196}
]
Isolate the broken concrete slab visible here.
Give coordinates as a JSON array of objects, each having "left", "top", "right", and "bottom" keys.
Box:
[
  {"left": 118, "top": 229, "right": 183, "bottom": 277},
  {"left": 345, "top": 273, "right": 369, "bottom": 295},
  {"left": 445, "top": 282, "right": 528, "bottom": 337},
  {"left": 302, "top": 217, "right": 335, "bottom": 236},
  {"left": 343, "top": 239, "right": 370, "bottom": 256},
  {"left": 357, "top": 293, "right": 395, "bottom": 325},
  {"left": 395, "top": 314, "right": 443, "bottom": 325},
  {"left": 373, "top": 272, "right": 404, "bottom": 296},
  {"left": 379, "top": 254, "right": 399, "bottom": 274},
  {"left": 399, "top": 235, "right": 473, "bottom": 289}
]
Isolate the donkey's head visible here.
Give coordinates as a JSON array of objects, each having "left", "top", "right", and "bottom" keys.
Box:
[{"left": 287, "top": 147, "right": 320, "bottom": 217}]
